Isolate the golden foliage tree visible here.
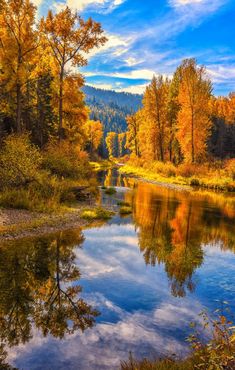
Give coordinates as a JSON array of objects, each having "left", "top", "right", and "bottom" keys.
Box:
[
  {"left": 176, "top": 59, "right": 212, "bottom": 163},
  {"left": 141, "top": 76, "right": 170, "bottom": 161},
  {"left": 106, "top": 131, "right": 117, "bottom": 159},
  {"left": 40, "top": 7, "right": 107, "bottom": 140},
  {"left": 84, "top": 119, "right": 103, "bottom": 156},
  {"left": 118, "top": 132, "right": 126, "bottom": 157},
  {"left": 126, "top": 112, "right": 141, "bottom": 157},
  {"left": 0, "top": 0, "right": 38, "bottom": 132},
  {"left": 62, "top": 74, "right": 89, "bottom": 145}
]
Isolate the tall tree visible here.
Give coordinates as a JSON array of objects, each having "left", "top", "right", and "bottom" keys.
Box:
[
  {"left": 106, "top": 132, "right": 117, "bottom": 159},
  {"left": 126, "top": 112, "right": 140, "bottom": 157},
  {"left": 40, "top": 7, "right": 107, "bottom": 140},
  {"left": 0, "top": 0, "right": 38, "bottom": 132},
  {"left": 176, "top": 59, "right": 212, "bottom": 163},
  {"left": 117, "top": 132, "right": 126, "bottom": 157},
  {"left": 84, "top": 119, "right": 103, "bottom": 156},
  {"left": 142, "top": 76, "right": 169, "bottom": 162}
]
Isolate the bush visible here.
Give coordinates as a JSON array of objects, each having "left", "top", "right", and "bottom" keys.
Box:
[
  {"left": 149, "top": 161, "right": 176, "bottom": 177},
  {"left": 81, "top": 207, "right": 114, "bottom": 220},
  {"left": 43, "top": 141, "right": 91, "bottom": 179},
  {"left": 224, "top": 159, "right": 235, "bottom": 180},
  {"left": 120, "top": 206, "right": 132, "bottom": 215},
  {"left": 0, "top": 134, "right": 42, "bottom": 189},
  {"left": 190, "top": 178, "right": 200, "bottom": 187},
  {"left": 117, "top": 201, "right": 131, "bottom": 207}
]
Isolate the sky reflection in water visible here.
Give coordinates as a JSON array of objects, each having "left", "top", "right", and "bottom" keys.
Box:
[{"left": 1, "top": 170, "right": 235, "bottom": 370}]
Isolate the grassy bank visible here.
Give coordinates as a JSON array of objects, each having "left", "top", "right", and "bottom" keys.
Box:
[
  {"left": 119, "top": 159, "right": 235, "bottom": 192},
  {"left": 0, "top": 134, "right": 99, "bottom": 213}
]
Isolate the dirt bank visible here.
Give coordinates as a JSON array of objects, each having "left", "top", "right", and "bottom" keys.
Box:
[{"left": 0, "top": 204, "right": 113, "bottom": 242}]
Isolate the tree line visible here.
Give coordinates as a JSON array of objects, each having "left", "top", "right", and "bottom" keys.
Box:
[{"left": 125, "top": 59, "right": 235, "bottom": 164}]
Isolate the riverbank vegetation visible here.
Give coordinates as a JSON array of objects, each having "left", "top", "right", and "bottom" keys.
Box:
[
  {"left": 0, "top": 0, "right": 107, "bottom": 212},
  {"left": 120, "top": 158, "right": 235, "bottom": 191},
  {"left": 121, "top": 310, "right": 235, "bottom": 370},
  {"left": 115, "top": 59, "right": 235, "bottom": 191}
]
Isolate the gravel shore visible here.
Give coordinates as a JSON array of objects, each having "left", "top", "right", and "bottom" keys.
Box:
[{"left": 0, "top": 205, "right": 108, "bottom": 241}]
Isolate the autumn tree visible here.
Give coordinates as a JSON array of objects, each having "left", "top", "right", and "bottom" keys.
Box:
[
  {"left": 117, "top": 132, "right": 126, "bottom": 157},
  {"left": 126, "top": 112, "right": 140, "bottom": 157},
  {"left": 62, "top": 74, "right": 89, "bottom": 145},
  {"left": 40, "top": 7, "right": 107, "bottom": 140},
  {"left": 167, "top": 71, "right": 181, "bottom": 163},
  {"left": 84, "top": 119, "right": 103, "bottom": 156},
  {"left": 176, "top": 59, "right": 212, "bottom": 163},
  {"left": 0, "top": 0, "right": 38, "bottom": 133},
  {"left": 106, "top": 132, "right": 117, "bottom": 159},
  {"left": 141, "top": 76, "right": 170, "bottom": 162}
]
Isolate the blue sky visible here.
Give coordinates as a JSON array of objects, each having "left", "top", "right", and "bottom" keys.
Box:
[{"left": 38, "top": 0, "right": 235, "bottom": 95}]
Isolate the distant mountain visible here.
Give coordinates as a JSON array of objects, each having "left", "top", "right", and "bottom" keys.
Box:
[
  {"left": 83, "top": 85, "right": 143, "bottom": 156},
  {"left": 83, "top": 85, "right": 142, "bottom": 112}
]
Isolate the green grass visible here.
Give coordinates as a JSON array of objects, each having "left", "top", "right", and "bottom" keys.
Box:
[
  {"left": 81, "top": 207, "right": 114, "bottom": 220},
  {"left": 121, "top": 357, "right": 195, "bottom": 370},
  {"left": 120, "top": 164, "right": 235, "bottom": 192},
  {"left": 119, "top": 206, "right": 132, "bottom": 215}
]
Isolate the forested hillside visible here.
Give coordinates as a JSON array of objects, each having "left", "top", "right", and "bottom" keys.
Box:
[{"left": 83, "top": 85, "right": 142, "bottom": 134}]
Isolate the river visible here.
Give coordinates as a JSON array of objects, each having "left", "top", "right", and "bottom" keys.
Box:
[{"left": 1, "top": 169, "right": 235, "bottom": 369}]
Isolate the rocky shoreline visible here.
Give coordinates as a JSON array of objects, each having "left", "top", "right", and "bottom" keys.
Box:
[{"left": 0, "top": 204, "right": 112, "bottom": 242}]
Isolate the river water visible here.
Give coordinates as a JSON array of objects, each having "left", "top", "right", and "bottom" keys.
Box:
[{"left": 1, "top": 169, "right": 235, "bottom": 369}]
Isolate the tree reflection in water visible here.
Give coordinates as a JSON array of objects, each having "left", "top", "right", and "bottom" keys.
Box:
[
  {"left": 0, "top": 229, "right": 98, "bottom": 364},
  {"left": 122, "top": 181, "right": 235, "bottom": 298}
]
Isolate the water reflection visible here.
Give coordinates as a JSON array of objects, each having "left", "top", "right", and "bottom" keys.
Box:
[
  {"left": 1, "top": 170, "right": 235, "bottom": 369},
  {"left": 100, "top": 170, "right": 235, "bottom": 297},
  {"left": 0, "top": 230, "right": 98, "bottom": 355}
]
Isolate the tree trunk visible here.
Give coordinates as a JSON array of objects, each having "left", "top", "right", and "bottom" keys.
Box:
[
  {"left": 191, "top": 111, "right": 195, "bottom": 163},
  {"left": 58, "top": 66, "right": 64, "bottom": 141},
  {"left": 16, "top": 82, "right": 22, "bottom": 133}
]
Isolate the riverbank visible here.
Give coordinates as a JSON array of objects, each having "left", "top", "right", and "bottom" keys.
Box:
[
  {"left": 0, "top": 204, "right": 114, "bottom": 241},
  {"left": 119, "top": 162, "right": 235, "bottom": 192}
]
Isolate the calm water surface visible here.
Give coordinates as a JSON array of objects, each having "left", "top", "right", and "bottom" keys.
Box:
[{"left": 1, "top": 169, "right": 235, "bottom": 369}]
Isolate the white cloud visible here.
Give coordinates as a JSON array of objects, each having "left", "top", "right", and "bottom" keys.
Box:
[
  {"left": 206, "top": 65, "right": 235, "bottom": 83},
  {"left": 53, "top": 0, "right": 125, "bottom": 13},
  {"left": 125, "top": 57, "right": 143, "bottom": 67},
  {"left": 119, "top": 84, "right": 147, "bottom": 94},
  {"left": 170, "top": 0, "right": 203, "bottom": 6},
  {"left": 86, "top": 33, "right": 131, "bottom": 59}
]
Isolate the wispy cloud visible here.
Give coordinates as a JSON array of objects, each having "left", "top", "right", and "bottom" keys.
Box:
[{"left": 53, "top": 0, "right": 125, "bottom": 13}]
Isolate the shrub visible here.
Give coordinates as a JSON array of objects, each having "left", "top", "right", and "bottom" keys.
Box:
[
  {"left": 0, "top": 134, "right": 42, "bottom": 189},
  {"left": 190, "top": 178, "right": 200, "bottom": 187},
  {"left": 43, "top": 141, "right": 90, "bottom": 179},
  {"left": 117, "top": 201, "right": 131, "bottom": 207},
  {"left": 224, "top": 159, "right": 235, "bottom": 180},
  {"left": 120, "top": 206, "right": 132, "bottom": 215},
  {"left": 81, "top": 207, "right": 114, "bottom": 220},
  {"left": 188, "top": 310, "right": 235, "bottom": 370},
  {"left": 149, "top": 161, "right": 177, "bottom": 177}
]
